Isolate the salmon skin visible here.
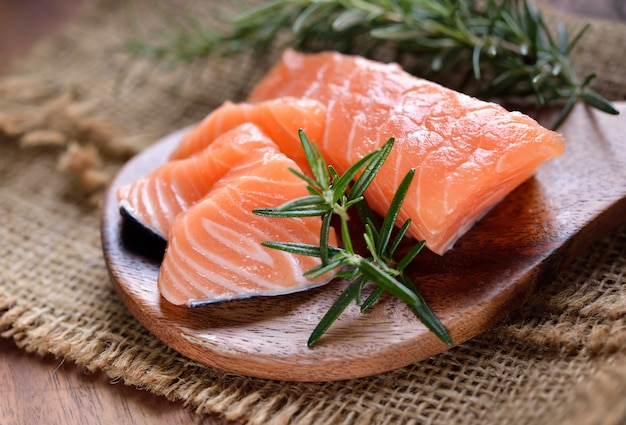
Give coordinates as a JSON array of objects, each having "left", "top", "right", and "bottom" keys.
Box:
[
  {"left": 248, "top": 49, "right": 566, "bottom": 254},
  {"left": 157, "top": 147, "right": 338, "bottom": 306}
]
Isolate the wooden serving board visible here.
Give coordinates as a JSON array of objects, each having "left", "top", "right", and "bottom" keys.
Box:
[{"left": 101, "top": 102, "right": 626, "bottom": 382}]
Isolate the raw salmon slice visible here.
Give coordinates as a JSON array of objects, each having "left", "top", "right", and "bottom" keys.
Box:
[
  {"left": 117, "top": 123, "right": 278, "bottom": 239},
  {"left": 168, "top": 96, "right": 327, "bottom": 174},
  {"left": 249, "top": 49, "right": 566, "bottom": 254},
  {"left": 158, "top": 147, "right": 338, "bottom": 306}
]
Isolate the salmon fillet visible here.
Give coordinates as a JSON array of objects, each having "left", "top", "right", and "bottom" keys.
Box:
[
  {"left": 119, "top": 49, "right": 567, "bottom": 307},
  {"left": 168, "top": 97, "right": 327, "bottom": 175},
  {"left": 157, "top": 147, "right": 338, "bottom": 306},
  {"left": 117, "top": 123, "right": 278, "bottom": 239},
  {"left": 248, "top": 49, "right": 566, "bottom": 254}
]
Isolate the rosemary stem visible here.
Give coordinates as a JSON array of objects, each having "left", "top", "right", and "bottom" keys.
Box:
[
  {"left": 253, "top": 130, "right": 451, "bottom": 347},
  {"left": 124, "top": 0, "right": 618, "bottom": 124}
]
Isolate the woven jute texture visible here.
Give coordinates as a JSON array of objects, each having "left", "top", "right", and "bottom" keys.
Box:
[{"left": 1, "top": 1, "right": 625, "bottom": 424}]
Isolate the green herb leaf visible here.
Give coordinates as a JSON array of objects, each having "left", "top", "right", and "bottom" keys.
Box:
[
  {"left": 400, "top": 274, "right": 452, "bottom": 346},
  {"left": 126, "top": 0, "right": 618, "bottom": 126},
  {"left": 361, "top": 285, "right": 385, "bottom": 311},
  {"left": 397, "top": 240, "right": 426, "bottom": 272},
  {"left": 307, "top": 277, "right": 363, "bottom": 347},
  {"left": 253, "top": 206, "right": 331, "bottom": 218},
  {"left": 582, "top": 89, "right": 620, "bottom": 115},
  {"left": 254, "top": 130, "right": 452, "bottom": 348},
  {"left": 332, "top": 149, "right": 382, "bottom": 204},
  {"left": 349, "top": 137, "right": 394, "bottom": 201},
  {"left": 299, "top": 129, "right": 330, "bottom": 190},
  {"left": 377, "top": 168, "right": 415, "bottom": 256}
]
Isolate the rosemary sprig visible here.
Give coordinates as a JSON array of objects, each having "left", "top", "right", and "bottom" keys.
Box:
[
  {"left": 126, "top": 0, "right": 618, "bottom": 129},
  {"left": 253, "top": 130, "right": 453, "bottom": 347}
]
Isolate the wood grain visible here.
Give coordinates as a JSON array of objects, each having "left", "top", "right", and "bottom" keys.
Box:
[
  {"left": 0, "top": 338, "right": 214, "bottom": 425},
  {"left": 101, "top": 102, "right": 626, "bottom": 382}
]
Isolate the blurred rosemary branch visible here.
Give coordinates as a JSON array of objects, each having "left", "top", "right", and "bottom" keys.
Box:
[{"left": 125, "top": 0, "right": 618, "bottom": 128}]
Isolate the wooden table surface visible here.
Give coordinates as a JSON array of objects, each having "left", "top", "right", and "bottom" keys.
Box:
[{"left": 0, "top": 1, "right": 622, "bottom": 424}]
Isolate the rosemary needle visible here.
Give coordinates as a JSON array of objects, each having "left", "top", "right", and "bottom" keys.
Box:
[
  {"left": 253, "top": 130, "right": 452, "bottom": 348},
  {"left": 126, "top": 0, "right": 618, "bottom": 128}
]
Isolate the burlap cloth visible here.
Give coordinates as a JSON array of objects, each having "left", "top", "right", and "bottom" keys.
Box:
[{"left": 1, "top": 1, "right": 625, "bottom": 424}]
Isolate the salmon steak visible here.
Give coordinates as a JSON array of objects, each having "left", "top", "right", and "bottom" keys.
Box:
[
  {"left": 248, "top": 49, "right": 566, "bottom": 254},
  {"left": 157, "top": 147, "right": 338, "bottom": 306},
  {"left": 117, "top": 123, "right": 280, "bottom": 239}
]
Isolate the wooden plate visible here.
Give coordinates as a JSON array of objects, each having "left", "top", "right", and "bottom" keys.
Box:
[{"left": 101, "top": 103, "right": 626, "bottom": 382}]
